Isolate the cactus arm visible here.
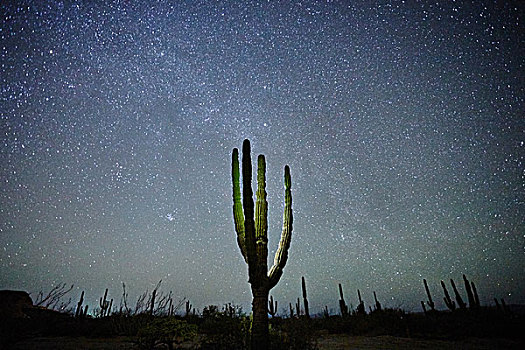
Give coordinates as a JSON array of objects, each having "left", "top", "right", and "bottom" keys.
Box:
[
  {"left": 255, "top": 155, "right": 269, "bottom": 282},
  {"left": 268, "top": 165, "right": 293, "bottom": 289},
  {"left": 241, "top": 140, "right": 257, "bottom": 280},
  {"left": 232, "top": 148, "right": 247, "bottom": 262}
]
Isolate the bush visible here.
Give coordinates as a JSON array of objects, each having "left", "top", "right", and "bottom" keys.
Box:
[{"left": 137, "top": 317, "right": 197, "bottom": 350}]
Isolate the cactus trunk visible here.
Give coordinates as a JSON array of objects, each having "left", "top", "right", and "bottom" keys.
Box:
[{"left": 231, "top": 139, "right": 293, "bottom": 350}]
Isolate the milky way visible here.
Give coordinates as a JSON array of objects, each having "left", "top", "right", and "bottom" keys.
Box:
[{"left": 1, "top": 1, "right": 523, "bottom": 314}]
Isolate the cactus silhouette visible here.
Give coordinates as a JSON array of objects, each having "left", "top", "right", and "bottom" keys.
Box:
[
  {"left": 441, "top": 280, "right": 456, "bottom": 311},
  {"left": 423, "top": 279, "right": 435, "bottom": 311},
  {"left": 463, "top": 274, "right": 478, "bottom": 309},
  {"left": 471, "top": 281, "right": 480, "bottom": 308},
  {"left": 75, "top": 291, "right": 85, "bottom": 318},
  {"left": 232, "top": 139, "right": 293, "bottom": 350},
  {"left": 373, "top": 291, "right": 382, "bottom": 311},
  {"left": 356, "top": 289, "right": 366, "bottom": 315},
  {"left": 99, "top": 288, "right": 112, "bottom": 317},
  {"left": 302, "top": 276, "right": 310, "bottom": 319},
  {"left": 338, "top": 283, "right": 348, "bottom": 317},
  {"left": 450, "top": 278, "right": 466, "bottom": 309}
]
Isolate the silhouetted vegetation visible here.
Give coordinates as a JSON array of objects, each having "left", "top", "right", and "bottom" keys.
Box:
[{"left": 2, "top": 274, "right": 525, "bottom": 349}]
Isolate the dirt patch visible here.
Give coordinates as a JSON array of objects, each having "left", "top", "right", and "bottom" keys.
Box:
[{"left": 316, "top": 334, "right": 525, "bottom": 350}]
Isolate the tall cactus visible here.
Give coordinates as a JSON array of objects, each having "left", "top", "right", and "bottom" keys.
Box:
[
  {"left": 232, "top": 139, "right": 293, "bottom": 350},
  {"left": 302, "top": 276, "right": 310, "bottom": 319},
  {"left": 463, "top": 274, "right": 477, "bottom": 309},
  {"left": 373, "top": 291, "right": 382, "bottom": 312},
  {"left": 451, "top": 278, "right": 466, "bottom": 309},
  {"left": 441, "top": 280, "right": 456, "bottom": 311},
  {"left": 338, "top": 283, "right": 348, "bottom": 317},
  {"left": 423, "top": 279, "right": 435, "bottom": 311}
]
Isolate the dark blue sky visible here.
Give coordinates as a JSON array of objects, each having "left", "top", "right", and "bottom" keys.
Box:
[{"left": 1, "top": 1, "right": 523, "bottom": 314}]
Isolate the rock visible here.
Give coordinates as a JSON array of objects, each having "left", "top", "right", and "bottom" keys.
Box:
[{"left": 0, "top": 290, "right": 33, "bottom": 318}]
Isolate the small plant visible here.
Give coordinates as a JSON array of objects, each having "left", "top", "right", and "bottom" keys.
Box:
[{"left": 137, "top": 317, "right": 197, "bottom": 350}]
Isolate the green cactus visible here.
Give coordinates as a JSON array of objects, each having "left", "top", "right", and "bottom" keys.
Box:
[
  {"left": 268, "top": 295, "right": 277, "bottom": 317},
  {"left": 302, "top": 276, "right": 310, "bottom": 319},
  {"left": 441, "top": 280, "right": 456, "bottom": 311},
  {"left": 423, "top": 279, "right": 435, "bottom": 311},
  {"left": 232, "top": 139, "right": 293, "bottom": 350}
]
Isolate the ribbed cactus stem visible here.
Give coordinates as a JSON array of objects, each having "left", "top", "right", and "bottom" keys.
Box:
[
  {"left": 268, "top": 295, "right": 277, "bottom": 317},
  {"left": 231, "top": 139, "right": 294, "bottom": 350}
]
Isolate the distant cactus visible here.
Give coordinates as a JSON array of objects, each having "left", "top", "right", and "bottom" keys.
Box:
[
  {"left": 373, "top": 291, "right": 382, "bottom": 312},
  {"left": 450, "top": 278, "right": 466, "bottom": 309},
  {"left": 268, "top": 295, "right": 277, "bottom": 317},
  {"left": 185, "top": 300, "right": 193, "bottom": 317},
  {"left": 232, "top": 140, "right": 293, "bottom": 350},
  {"left": 463, "top": 275, "right": 477, "bottom": 309},
  {"left": 423, "top": 279, "right": 435, "bottom": 311},
  {"left": 441, "top": 280, "right": 456, "bottom": 311},
  {"left": 323, "top": 305, "right": 329, "bottom": 318},
  {"left": 421, "top": 300, "right": 427, "bottom": 315},
  {"left": 75, "top": 291, "right": 85, "bottom": 318},
  {"left": 338, "top": 283, "right": 348, "bottom": 317},
  {"left": 99, "top": 289, "right": 112, "bottom": 317},
  {"left": 356, "top": 289, "right": 366, "bottom": 315},
  {"left": 289, "top": 302, "right": 294, "bottom": 318},
  {"left": 471, "top": 281, "right": 480, "bottom": 308},
  {"left": 302, "top": 276, "right": 310, "bottom": 319},
  {"left": 295, "top": 297, "right": 301, "bottom": 317}
]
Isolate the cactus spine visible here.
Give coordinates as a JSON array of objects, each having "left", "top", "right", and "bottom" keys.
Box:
[
  {"left": 423, "top": 279, "right": 435, "bottom": 311},
  {"left": 232, "top": 139, "right": 293, "bottom": 350},
  {"left": 302, "top": 276, "right": 310, "bottom": 319}
]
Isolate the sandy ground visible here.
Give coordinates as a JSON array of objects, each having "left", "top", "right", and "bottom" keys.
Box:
[
  {"left": 316, "top": 334, "right": 525, "bottom": 350},
  {"left": 7, "top": 334, "right": 525, "bottom": 350}
]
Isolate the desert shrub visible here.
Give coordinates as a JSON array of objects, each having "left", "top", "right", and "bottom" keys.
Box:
[
  {"left": 270, "top": 318, "right": 318, "bottom": 350},
  {"left": 199, "top": 304, "right": 249, "bottom": 350},
  {"left": 137, "top": 317, "right": 197, "bottom": 350}
]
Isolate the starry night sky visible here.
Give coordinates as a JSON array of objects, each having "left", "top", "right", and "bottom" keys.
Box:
[{"left": 1, "top": 1, "right": 524, "bottom": 314}]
